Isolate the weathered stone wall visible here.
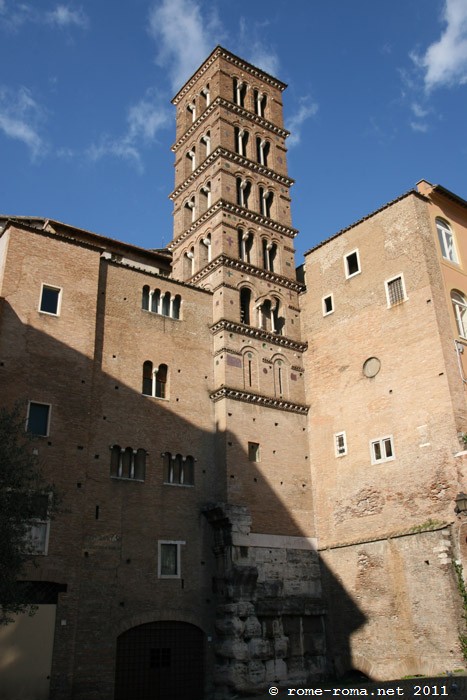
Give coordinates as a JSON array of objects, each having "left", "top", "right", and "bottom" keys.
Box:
[{"left": 320, "top": 527, "right": 464, "bottom": 679}]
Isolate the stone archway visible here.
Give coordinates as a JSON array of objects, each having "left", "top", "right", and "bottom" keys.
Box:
[{"left": 114, "top": 620, "right": 204, "bottom": 700}]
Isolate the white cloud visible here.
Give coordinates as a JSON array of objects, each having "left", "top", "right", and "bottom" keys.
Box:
[
  {"left": 413, "top": 0, "right": 467, "bottom": 90},
  {"left": 0, "top": 87, "right": 46, "bottom": 158},
  {"left": 411, "top": 102, "right": 429, "bottom": 119},
  {"left": 87, "top": 89, "right": 170, "bottom": 172},
  {"left": 148, "top": 0, "right": 213, "bottom": 92},
  {"left": 0, "top": 3, "right": 88, "bottom": 31},
  {"left": 46, "top": 5, "right": 88, "bottom": 29},
  {"left": 286, "top": 96, "right": 318, "bottom": 147},
  {"left": 410, "top": 121, "right": 429, "bottom": 133},
  {"left": 238, "top": 16, "right": 280, "bottom": 78}
]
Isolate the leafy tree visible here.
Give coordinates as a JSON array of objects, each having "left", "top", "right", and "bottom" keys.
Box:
[{"left": 0, "top": 405, "right": 58, "bottom": 625}]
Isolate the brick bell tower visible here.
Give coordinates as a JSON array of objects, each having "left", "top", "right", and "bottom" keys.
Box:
[
  {"left": 169, "top": 46, "right": 313, "bottom": 535},
  {"left": 169, "top": 48, "right": 323, "bottom": 693}
]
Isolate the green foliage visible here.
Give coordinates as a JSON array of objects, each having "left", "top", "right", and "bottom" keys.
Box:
[
  {"left": 409, "top": 518, "right": 446, "bottom": 533},
  {"left": 0, "top": 405, "right": 58, "bottom": 625},
  {"left": 453, "top": 561, "right": 467, "bottom": 662}
]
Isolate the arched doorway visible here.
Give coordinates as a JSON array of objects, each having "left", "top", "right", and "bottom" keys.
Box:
[{"left": 115, "top": 621, "right": 204, "bottom": 700}]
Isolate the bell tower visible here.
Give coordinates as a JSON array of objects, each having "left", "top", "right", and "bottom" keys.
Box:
[{"left": 169, "top": 46, "right": 311, "bottom": 536}]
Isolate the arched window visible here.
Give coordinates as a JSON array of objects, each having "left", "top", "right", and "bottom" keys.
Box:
[
  {"left": 199, "top": 234, "right": 211, "bottom": 267},
  {"left": 259, "top": 299, "right": 272, "bottom": 331},
  {"left": 262, "top": 240, "right": 277, "bottom": 272},
  {"left": 437, "top": 219, "right": 459, "bottom": 263},
  {"left": 256, "top": 137, "right": 270, "bottom": 166},
  {"left": 172, "top": 295, "right": 181, "bottom": 320},
  {"left": 155, "top": 364, "right": 168, "bottom": 399},
  {"left": 253, "top": 89, "right": 267, "bottom": 117},
  {"left": 200, "top": 84, "right": 210, "bottom": 109},
  {"left": 187, "top": 101, "right": 196, "bottom": 123},
  {"left": 161, "top": 291, "right": 171, "bottom": 316},
  {"left": 234, "top": 127, "right": 249, "bottom": 157},
  {"left": 142, "top": 285, "right": 150, "bottom": 310},
  {"left": 240, "top": 287, "right": 252, "bottom": 325},
  {"left": 142, "top": 361, "right": 153, "bottom": 395},
  {"left": 110, "top": 445, "right": 122, "bottom": 477},
  {"left": 186, "top": 148, "right": 196, "bottom": 174},
  {"left": 163, "top": 452, "right": 194, "bottom": 485},
  {"left": 259, "top": 187, "right": 274, "bottom": 217},
  {"left": 238, "top": 228, "right": 253, "bottom": 263},
  {"left": 236, "top": 178, "right": 251, "bottom": 208},
  {"left": 110, "top": 445, "right": 146, "bottom": 480},
  {"left": 272, "top": 297, "right": 284, "bottom": 335},
  {"left": 151, "top": 289, "right": 161, "bottom": 313},
  {"left": 452, "top": 290, "right": 467, "bottom": 338},
  {"left": 134, "top": 448, "right": 146, "bottom": 481},
  {"left": 243, "top": 350, "right": 258, "bottom": 390},
  {"left": 199, "top": 181, "right": 211, "bottom": 214},
  {"left": 233, "top": 78, "right": 246, "bottom": 107},
  {"left": 200, "top": 130, "right": 211, "bottom": 160},
  {"left": 184, "top": 197, "right": 196, "bottom": 228}
]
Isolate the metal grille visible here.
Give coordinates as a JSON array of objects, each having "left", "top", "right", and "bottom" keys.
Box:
[
  {"left": 387, "top": 277, "right": 404, "bottom": 306},
  {"left": 115, "top": 621, "right": 204, "bottom": 700}
]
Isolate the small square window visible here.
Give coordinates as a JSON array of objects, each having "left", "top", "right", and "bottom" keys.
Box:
[
  {"left": 248, "top": 442, "right": 260, "bottom": 462},
  {"left": 27, "top": 402, "right": 50, "bottom": 437},
  {"left": 323, "top": 294, "right": 334, "bottom": 316},
  {"left": 385, "top": 275, "right": 407, "bottom": 307},
  {"left": 334, "top": 431, "right": 347, "bottom": 457},
  {"left": 344, "top": 250, "right": 361, "bottom": 279},
  {"left": 39, "top": 285, "right": 61, "bottom": 315},
  {"left": 370, "top": 436, "right": 395, "bottom": 464},
  {"left": 158, "top": 541, "right": 184, "bottom": 578}
]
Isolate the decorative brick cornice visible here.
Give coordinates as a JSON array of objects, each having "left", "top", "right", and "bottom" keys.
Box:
[
  {"left": 171, "top": 96, "right": 289, "bottom": 153},
  {"left": 318, "top": 522, "right": 451, "bottom": 552},
  {"left": 170, "top": 147, "right": 294, "bottom": 201},
  {"left": 209, "top": 386, "right": 309, "bottom": 414},
  {"left": 291, "top": 365, "right": 305, "bottom": 373},
  {"left": 172, "top": 46, "right": 287, "bottom": 106},
  {"left": 210, "top": 318, "right": 307, "bottom": 352},
  {"left": 168, "top": 201, "right": 298, "bottom": 252},
  {"left": 190, "top": 254, "right": 304, "bottom": 292}
]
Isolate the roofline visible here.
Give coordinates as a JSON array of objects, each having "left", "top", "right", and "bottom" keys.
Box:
[
  {"left": 304, "top": 189, "right": 427, "bottom": 256},
  {"left": 172, "top": 45, "right": 287, "bottom": 105},
  {"left": 430, "top": 183, "right": 467, "bottom": 211},
  {"left": 0, "top": 216, "right": 172, "bottom": 263}
]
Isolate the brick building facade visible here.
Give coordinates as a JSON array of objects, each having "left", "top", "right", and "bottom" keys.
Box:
[{"left": 1, "top": 46, "right": 467, "bottom": 699}]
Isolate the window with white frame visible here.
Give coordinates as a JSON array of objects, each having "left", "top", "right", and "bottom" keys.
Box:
[
  {"left": 158, "top": 541, "right": 184, "bottom": 578},
  {"left": 370, "top": 436, "right": 394, "bottom": 464},
  {"left": 451, "top": 290, "right": 467, "bottom": 338},
  {"left": 385, "top": 275, "right": 407, "bottom": 307},
  {"left": 27, "top": 402, "right": 51, "bottom": 437},
  {"left": 334, "top": 431, "right": 347, "bottom": 457},
  {"left": 39, "top": 284, "right": 61, "bottom": 315},
  {"left": 436, "top": 219, "right": 459, "bottom": 264},
  {"left": 344, "top": 250, "right": 361, "bottom": 279},
  {"left": 323, "top": 294, "right": 334, "bottom": 316}
]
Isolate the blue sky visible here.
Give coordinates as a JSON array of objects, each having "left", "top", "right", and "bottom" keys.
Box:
[{"left": 1, "top": 0, "right": 466, "bottom": 262}]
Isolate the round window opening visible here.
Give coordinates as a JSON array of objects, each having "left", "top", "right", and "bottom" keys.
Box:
[{"left": 363, "top": 357, "right": 381, "bottom": 378}]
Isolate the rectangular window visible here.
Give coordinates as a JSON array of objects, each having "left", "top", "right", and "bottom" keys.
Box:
[
  {"left": 344, "top": 250, "right": 361, "bottom": 279},
  {"left": 334, "top": 431, "right": 347, "bottom": 457},
  {"left": 248, "top": 442, "right": 260, "bottom": 462},
  {"left": 26, "top": 494, "right": 50, "bottom": 555},
  {"left": 385, "top": 275, "right": 407, "bottom": 307},
  {"left": 371, "top": 436, "right": 395, "bottom": 464},
  {"left": 27, "top": 402, "right": 51, "bottom": 437},
  {"left": 158, "top": 541, "right": 184, "bottom": 578},
  {"left": 323, "top": 294, "right": 334, "bottom": 316},
  {"left": 39, "top": 284, "right": 61, "bottom": 315}
]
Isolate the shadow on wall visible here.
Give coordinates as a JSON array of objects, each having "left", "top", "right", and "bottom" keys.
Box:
[{"left": 0, "top": 297, "right": 367, "bottom": 699}]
